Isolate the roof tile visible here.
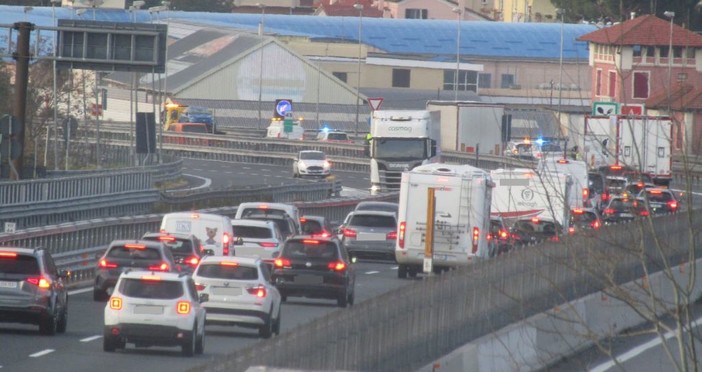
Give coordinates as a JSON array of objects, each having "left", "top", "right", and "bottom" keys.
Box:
[{"left": 578, "top": 14, "right": 702, "bottom": 47}]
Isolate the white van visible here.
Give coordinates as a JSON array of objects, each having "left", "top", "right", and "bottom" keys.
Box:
[
  {"left": 538, "top": 157, "right": 589, "bottom": 209},
  {"left": 266, "top": 119, "right": 305, "bottom": 140},
  {"left": 160, "top": 212, "right": 236, "bottom": 256},
  {"left": 235, "top": 202, "right": 301, "bottom": 235}
]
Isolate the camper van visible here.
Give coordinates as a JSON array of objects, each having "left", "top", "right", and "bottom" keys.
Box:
[{"left": 395, "top": 163, "right": 494, "bottom": 279}]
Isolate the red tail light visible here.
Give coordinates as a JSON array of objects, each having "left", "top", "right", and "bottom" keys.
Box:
[
  {"left": 583, "top": 188, "right": 589, "bottom": 200},
  {"left": 223, "top": 233, "right": 231, "bottom": 256},
  {"left": 386, "top": 231, "right": 397, "bottom": 240},
  {"left": 603, "top": 208, "right": 615, "bottom": 215},
  {"left": 147, "top": 262, "right": 169, "bottom": 271},
  {"left": 26, "top": 276, "right": 51, "bottom": 289},
  {"left": 639, "top": 210, "right": 650, "bottom": 216},
  {"left": 668, "top": 201, "right": 678, "bottom": 210},
  {"left": 99, "top": 259, "right": 118, "bottom": 269},
  {"left": 247, "top": 286, "right": 267, "bottom": 298},
  {"left": 186, "top": 256, "right": 199, "bottom": 267},
  {"left": 312, "top": 231, "right": 331, "bottom": 238},
  {"left": 158, "top": 236, "right": 176, "bottom": 242},
  {"left": 195, "top": 283, "right": 206, "bottom": 291},
  {"left": 124, "top": 244, "right": 145, "bottom": 249},
  {"left": 274, "top": 258, "right": 291, "bottom": 268},
  {"left": 550, "top": 235, "right": 560, "bottom": 242},
  {"left": 499, "top": 230, "right": 509, "bottom": 240},
  {"left": 486, "top": 233, "right": 493, "bottom": 241},
  {"left": 0, "top": 252, "right": 18, "bottom": 258},
  {"left": 327, "top": 261, "right": 346, "bottom": 272},
  {"left": 591, "top": 220, "right": 601, "bottom": 229},
  {"left": 601, "top": 193, "right": 609, "bottom": 202},
  {"left": 568, "top": 227, "right": 575, "bottom": 234},
  {"left": 258, "top": 242, "right": 278, "bottom": 248},
  {"left": 342, "top": 228, "right": 357, "bottom": 238},
  {"left": 176, "top": 301, "right": 191, "bottom": 315},
  {"left": 398, "top": 222, "right": 406, "bottom": 249},
  {"left": 472, "top": 227, "right": 479, "bottom": 254}
]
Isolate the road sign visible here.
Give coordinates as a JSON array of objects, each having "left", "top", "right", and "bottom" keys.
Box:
[
  {"left": 368, "top": 97, "right": 383, "bottom": 111},
  {"left": 283, "top": 112, "right": 294, "bottom": 133},
  {"left": 4, "top": 222, "right": 16, "bottom": 233},
  {"left": 275, "top": 99, "right": 293, "bottom": 118}
]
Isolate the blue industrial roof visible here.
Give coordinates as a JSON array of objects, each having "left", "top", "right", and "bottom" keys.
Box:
[{"left": 0, "top": 5, "right": 595, "bottom": 61}]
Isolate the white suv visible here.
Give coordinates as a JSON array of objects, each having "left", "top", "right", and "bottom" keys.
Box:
[
  {"left": 231, "top": 219, "right": 284, "bottom": 262},
  {"left": 103, "top": 270, "right": 207, "bottom": 356}
]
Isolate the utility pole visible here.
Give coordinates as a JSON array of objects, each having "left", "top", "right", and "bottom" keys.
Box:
[{"left": 11, "top": 22, "right": 32, "bottom": 180}]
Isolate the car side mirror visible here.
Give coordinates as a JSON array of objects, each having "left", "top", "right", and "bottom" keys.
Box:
[
  {"left": 234, "top": 237, "right": 244, "bottom": 246},
  {"left": 199, "top": 293, "right": 209, "bottom": 303},
  {"left": 202, "top": 249, "right": 215, "bottom": 256}
]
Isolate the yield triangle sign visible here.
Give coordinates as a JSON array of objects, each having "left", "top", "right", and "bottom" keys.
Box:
[{"left": 368, "top": 97, "right": 383, "bottom": 111}]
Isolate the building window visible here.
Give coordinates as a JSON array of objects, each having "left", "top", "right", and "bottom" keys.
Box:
[
  {"left": 660, "top": 46, "right": 669, "bottom": 58},
  {"left": 608, "top": 71, "right": 616, "bottom": 97},
  {"left": 673, "top": 46, "right": 683, "bottom": 58},
  {"left": 633, "top": 45, "right": 641, "bottom": 57},
  {"left": 444, "top": 70, "right": 479, "bottom": 91},
  {"left": 595, "top": 69, "right": 602, "bottom": 96},
  {"left": 332, "top": 72, "right": 347, "bottom": 83},
  {"left": 500, "top": 74, "right": 514, "bottom": 88},
  {"left": 646, "top": 47, "right": 655, "bottom": 57},
  {"left": 478, "top": 73, "right": 491, "bottom": 88},
  {"left": 405, "top": 8, "right": 428, "bottom": 19},
  {"left": 686, "top": 47, "right": 695, "bottom": 59},
  {"left": 392, "top": 69, "right": 410, "bottom": 88},
  {"left": 633, "top": 71, "right": 649, "bottom": 99}
]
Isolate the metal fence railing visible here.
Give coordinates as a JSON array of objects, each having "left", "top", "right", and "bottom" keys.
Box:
[{"left": 192, "top": 210, "right": 698, "bottom": 372}]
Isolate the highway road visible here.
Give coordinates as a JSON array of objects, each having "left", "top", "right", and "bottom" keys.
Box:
[
  {"left": 179, "top": 158, "right": 371, "bottom": 193},
  {"left": 550, "top": 302, "right": 702, "bottom": 371},
  {"left": 0, "top": 260, "right": 408, "bottom": 372}
]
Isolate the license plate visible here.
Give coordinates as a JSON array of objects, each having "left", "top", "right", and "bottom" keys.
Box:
[
  {"left": 133, "top": 305, "right": 164, "bottom": 315},
  {"left": 0, "top": 281, "right": 17, "bottom": 288},
  {"left": 294, "top": 275, "right": 323, "bottom": 285},
  {"left": 357, "top": 233, "right": 385, "bottom": 241},
  {"left": 211, "top": 287, "right": 243, "bottom": 296}
]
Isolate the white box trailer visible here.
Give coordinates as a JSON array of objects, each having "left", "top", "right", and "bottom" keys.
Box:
[
  {"left": 426, "top": 100, "right": 505, "bottom": 154},
  {"left": 490, "top": 168, "right": 572, "bottom": 230},
  {"left": 395, "top": 163, "right": 494, "bottom": 278}
]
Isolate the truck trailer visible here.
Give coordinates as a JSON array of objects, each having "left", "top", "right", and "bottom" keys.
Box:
[{"left": 426, "top": 100, "right": 505, "bottom": 154}]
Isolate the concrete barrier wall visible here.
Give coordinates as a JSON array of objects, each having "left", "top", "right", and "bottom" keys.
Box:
[{"left": 421, "top": 258, "right": 702, "bottom": 372}]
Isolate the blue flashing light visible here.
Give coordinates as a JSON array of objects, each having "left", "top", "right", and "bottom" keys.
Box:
[
  {"left": 321, "top": 126, "right": 330, "bottom": 133},
  {"left": 535, "top": 138, "right": 545, "bottom": 146}
]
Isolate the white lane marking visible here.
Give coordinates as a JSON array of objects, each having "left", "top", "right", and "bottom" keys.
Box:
[
  {"left": 590, "top": 315, "right": 702, "bottom": 372},
  {"left": 80, "top": 335, "right": 103, "bottom": 343},
  {"left": 260, "top": 168, "right": 270, "bottom": 172},
  {"left": 243, "top": 166, "right": 251, "bottom": 170},
  {"left": 365, "top": 271, "right": 380, "bottom": 275},
  {"left": 68, "top": 287, "right": 92, "bottom": 296},
  {"left": 390, "top": 266, "right": 398, "bottom": 270},
  {"left": 29, "top": 349, "right": 55, "bottom": 358},
  {"left": 163, "top": 173, "right": 212, "bottom": 193}
]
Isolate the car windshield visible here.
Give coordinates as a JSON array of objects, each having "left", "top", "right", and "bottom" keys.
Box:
[
  {"left": 119, "top": 278, "right": 183, "bottom": 299},
  {"left": 283, "top": 241, "right": 338, "bottom": 260},
  {"left": 186, "top": 107, "right": 210, "bottom": 115},
  {"left": 540, "top": 143, "right": 562, "bottom": 152},
  {"left": 355, "top": 203, "right": 398, "bottom": 213},
  {"left": 245, "top": 215, "right": 292, "bottom": 236},
  {"left": 374, "top": 138, "right": 426, "bottom": 159},
  {"left": 606, "top": 178, "right": 627, "bottom": 192},
  {"left": 300, "top": 152, "right": 325, "bottom": 160},
  {"left": 241, "top": 208, "right": 287, "bottom": 219},
  {"left": 514, "top": 220, "right": 558, "bottom": 235},
  {"left": 349, "top": 214, "right": 396, "bottom": 228},
  {"left": 142, "top": 237, "right": 193, "bottom": 256},
  {"left": 516, "top": 144, "right": 533, "bottom": 153},
  {"left": 301, "top": 220, "right": 324, "bottom": 234},
  {"left": 196, "top": 263, "right": 258, "bottom": 280},
  {"left": 0, "top": 254, "right": 40, "bottom": 275},
  {"left": 327, "top": 133, "right": 348, "bottom": 141},
  {"left": 643, "top": 192, "right": 673, "bottom": 202},
  {"left": 571, "top": 212, "right": 597, "bottom": 224},
  {"left": 232, "top": 225, "right": 273, "bottom": 239},
  {"left": 609, "top": 199, "right": 634, "bottom": 210},
  {"left": 107, "top": 246, "right": 161, "bottom": 260}
]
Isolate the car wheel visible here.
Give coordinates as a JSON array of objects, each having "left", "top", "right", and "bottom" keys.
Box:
[
  {"left": 182, "top": 325, "right": 196, "bottom": 357},
  {"left": 103, "top": 334, "right": 117, "bottom": 352},
  {"left": 93, "top": 287, "right": 108, "bottom": 302},
  {"left": 56, "top": 305, "right": 68, "bottom": 333},
  {"left": 337, "top": 291, "right": 348, "bottom": 308},
  {"left": 273, "top": 307, "right": 282, "bottom": 335},
  {"left": 258, "top": 311, "right": 273, "bottom": 339},
  {"left": 397, "top": 264, "right": 408, "bottom": 279},
  {"left": 39, "top": 309, "right": 57, "bottom": 336},
  {"left": 195, "top": 325, "right": 205, "bottom": 355}
]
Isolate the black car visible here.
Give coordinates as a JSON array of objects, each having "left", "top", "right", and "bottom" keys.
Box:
[
  {"left": 141, "top": 232, "right": 203, "bottom": 273},
  {"left": 299, "top": 215, "right": 335, "bottom": 238},
  {"left": 0, "top": 247, "right": 68, "bottom": 335},
  {"left": 271, "top": 236, "right": 355, "bottom": 307},
  {"left": 510, "top": 218, "right": 563, "bottom": 246},
  {"left": 637, "top": 188, "right": 680, "bottom": 215},
  {"left": 93, "top": 240, "right": 179, "bottom": 301},
  {"left": 488, "top": 216, "right": 512, "bottom": 256},
  {"left": 601, "top": 196, "right": 637, "bottom": 224},
  {"left": 568, "top": 208, "right": 602, "bottom": 235}
]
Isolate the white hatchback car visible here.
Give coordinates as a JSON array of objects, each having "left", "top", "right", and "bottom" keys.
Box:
[
  {"left": 292, "top": 150, "right": 331, "bottom": 178},
  {"left": 193, "top": 256, "right": 282, "bottom": 338},
  {"left": 231, "top": 219, "right": 284, "bottom": 262},
  {"left": 103, "top": 270, "right": 207, "bottom": 356}
]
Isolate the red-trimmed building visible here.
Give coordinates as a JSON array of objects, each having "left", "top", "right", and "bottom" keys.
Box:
[{"left": 578, "top": 14, "right": 702, "bottom": 155}]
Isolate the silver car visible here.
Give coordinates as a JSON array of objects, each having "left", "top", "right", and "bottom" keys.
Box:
[{"left": 340, "top": 211, "right": 397, "bottom": 260}]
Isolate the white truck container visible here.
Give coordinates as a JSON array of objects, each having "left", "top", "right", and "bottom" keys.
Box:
[
  {"left": 160, "top": 212, "right": 235, "bottom": 256},
  {"left": 490, "top": 168, "right": 572, "bottom": 229},
  {"left": 395, "top": 163, "right": 494, "bottom": 278},
  {"left": 583, "top": 115, "right": 672, "bottom": 185},
  {"left": 537, "top": 158, "right": 589, "bottom": 208},
  {"left": 266, "top": 115, "right": 305, "bottom": 140},
  {"left": 426, "top": 100, "right": 505, "bottom": 154},
  {"left": 368, "top": 110, "right": 440, "bottom": 194}
]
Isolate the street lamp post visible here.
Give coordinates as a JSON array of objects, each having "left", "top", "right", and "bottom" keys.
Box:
[
  {"left": 556, "top": 8, "right": 565, "bottom": 133},
  {"left": 353, "top": 3, "right": 363, "bottom": 138},
  {"left": 51, "top": 0, "right": 60, "bottom": 170},
  {"left": 452, "top": 7, "right": 462, "bottom": 101},
  {"left": 129, "top": 1, "right": 145, "bottom": 166},
  {"left": 257, "top": 3, "right": 266, "bottom": 130},
  {"left": 664, "top": 11, "right": 675, "bottom": 113}
]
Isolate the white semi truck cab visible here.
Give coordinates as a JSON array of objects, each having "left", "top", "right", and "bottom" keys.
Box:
[{"left": 367, "top": 110, "right": 440, "bottom": 194}]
